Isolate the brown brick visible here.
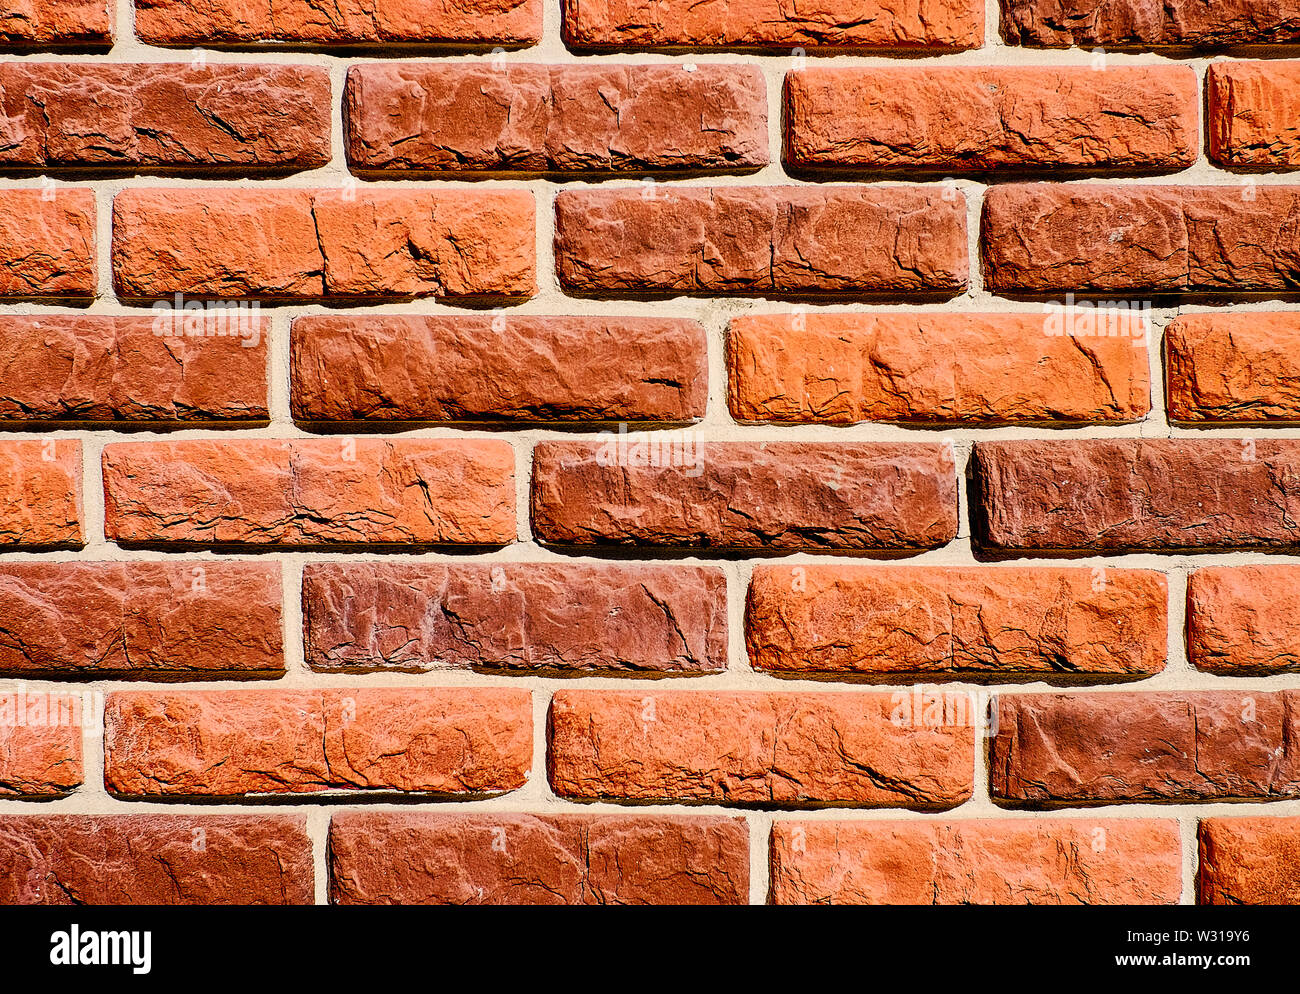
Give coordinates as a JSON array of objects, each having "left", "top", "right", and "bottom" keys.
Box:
[
  {"left": 555, "top": 186, "right": 967, "bottom": 298},
  {"left": 973, "top": 439, "right": 1300, "bottom": 554},
  {"left": 330, "top": 812, "right": 748, "bottom": 905},
  {"left": 102, "top": 439, "right": 516, "bottom": 548},
  {"left": 0, "top": 189, "right": 95, "bottom": 300},
  {"left": 1199, "top": 816, "right": 1300, "bottom": 904},
  {"left": 290, "top": 315, "right": 706, "bottom": 425},
  {"left": 1166, "top": 312, "right": 1300, "bottom": 423},
  {"left": 346, "top": 63, "right": 767, "bottom": 175},
  {"left": 1188, "top": 566, "right": 1300, "bottom": 674},
  {"left": 746, "top": 566, "right": 1167, "bottom": 680},
  {"left": 728, "top": 312, "right": 1150, "bottom": 425},
  {"left": 0, "top": 0, "right": 111, "bottom": 47},
  {"left": 770, "top": 818, "right": 1182, "bottom": 904},
  {"left": 531, "top": 440, "right": 958, "bottom": 553},
  {"left": 1002, "top": 0, "right": 1300, "bottom": 48},
  {"left": 304, "top": 562, "right": 726, "bottom": 674},
  {"left": 0, "top": 440, "right": 82, "bottom": 549},
  {"left": 104, "top": 688, "right": 532, "bottom": 798},
  {"left": 0, "top": 704, "right": 82, "bottom": 797},
  {"left": 548, "top": 690, "right": 975, "bottom": 808},
  {"left": 785, "top": 66, "right": 1196, "bottom": 173}
]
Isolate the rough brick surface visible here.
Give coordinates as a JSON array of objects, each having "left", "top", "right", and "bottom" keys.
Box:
[
  {"left": 1188, "top": 566, "right": 1300, "bottom": 674},
  {"left": 102, "top": 439, "right": 516, "bottom": 547},
  {"left": 0, "top": 712, "right": 82, "bottom": 797},
  {"left": 785, "top": 66, "right": 1196, "bottom": 173},
  {"left": 983, "top": 184, "right": 1300, "bottom": 295},
  {"left": 992, "top": 691, "right": 1300, "bottom": 805},
  {"left": 1166, "top": 312, "right": 1300, "bottom": 424},
  {"left": 112, "top": 188, "right": 536, "bottom": 302},
  {"left": 0, "top": 440, "right": 82, "bottom": 549},
  {"left": 1199, "top": 817, "right": 1300, "bottom": 905},
  {"left": 555, "top": 186, "right": 967, "bottom": 297},
  {"left": 770, "top": 819, "right": 1182, "bottom": 904},
  {"left": 1002, "top": 0, "right": 1300, "bottom": 48},
  {"left": 0, "top": 562, "right": 282, "bottom": 678},
  {"left": 0, "top": 189, "right": 95, "bottom": 300},
  {"left": 346, "top": 63, "right": 767, "bottom": 174},
  {"left": 1209, "top": 62, "right": 1300, "bottom": 169},
  {"left": 104, "top": 688, "right": 532, "bottom": 798},
  {"left": 291, "top": 315, "right": 706, "bottom": 425},
  {"left": 0, "top": 315, "right": 267, "bottom": 424},
  {"left": 746, "top": 566, "right": 1167, "bottom": 680},
  {"left": 973, "top": 439, "right": 1300, "bottom": 554},
  {"left": 304, "top": 562, "right": 726, "bottom": 674},
  {"left": 330, "top": 812, "right": 748, "bottom": 905},
  {"left": 0, "top": 815, "right": 313, "bottom": 905},
  {"left": 0, "top": 0, "right": 111, "bottom": 47},
  {"left": 548, "top": 690, "right": 975, "bottom": 808},
  {"left": 728, "top": 312, "right": 1150, "bottom": 425},
  {"left": 531, "top": 440, "right": 958, "bottom": 553},
  {"left": 135, "top": 0, "right": 541, "bottom": 46},
  {"left": 0, "top": 63, "right": 330, "bottom": 171},
  {"left": 562, "top": 0, "right": 985, "bottom": 50}
]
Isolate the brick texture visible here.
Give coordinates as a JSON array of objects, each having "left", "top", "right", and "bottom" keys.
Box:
[
  {"left": 0, "top": 440, "right": 82, "bottom": 549},
  {"left": 1199, "top": 817, "right": 1300, "bottom": 905},
  {"left": 1209, "top": 62, "right": 1300, "bottom": 169},
  {"left": 0, "top": 710, "right": 82, "bottom": 797},
  {"left": 1002, "top": 0, "right": 1300, "bottom": 48},
  {"left": 1166, "top": 312, "right": 1300, "bottom": 424},
  {"left": 0, "top": 189, "right": 95, "bottom": 300},
  {"left": 0, "top": 0, "right": 111, "bottom": 47},
  {"left": 1188, "top": 566, "right": 1300, "bottom": 674}
]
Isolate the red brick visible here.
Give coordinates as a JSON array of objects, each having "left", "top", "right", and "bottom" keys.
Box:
[
  {"left": 0, "top": 63, "right": 330, "bottom": 172},
  {"left": 0, "top": 440, "right": 82, "bottom": 549},
  {"left": 531, "top": 440, "right": 957, "bottom": 553},
  {"left": 346, "top": 63, "right": 767, "bottom": 175},
  {"left": 785, "top": 66, "right": 1196, "bottom": 173},
  {"left": 303, "top": 562, "right": 726, "bottom": 674},
  {"left": 0, "top": 704, "right": 82, "bottom": 797},
  {"left": 1003, "top": 0, "right": 1300, "bottom": 48},
  {"left": 0, "top": 815, "right": 312, "bottom": 905},
  {"left": 563, "top": 0, "right": 984, "bottom": 51},
  {"left": 982, "top": 184, "right": 1300, "bottom": 295},
  {"left": 548, "top": 690, "right": 975, "bottom": 808},
  {"left": 104, "top": 688, "right": 531, "bottom": 798},
  {"left": 330, "top": 812, "right": 748, "bottom": 905},
  {"left": 0, "top": 562, "right": 282, "bottom": 678},
  {"left": 746, "top": 566, "right": 1167, "bottom": 680},
  {"left": 1188, "top": 566, "right": 1300, "bottom": 674},
  {"left": 112, "top": 188, "right": 536, "bottom": 302},
  {"left": 0, "top": 189, "right": 95, "bottom": 300},
  {"left": 973, "top": 439, "right": 1300, "bottom": 554},
  {"left": 1210, "top": 62, "right": 1300, "bottom": 169},
  {"left": 555, "top": 186, "right": 967, "bottom": 298},
  {"left": 0, "top": 0, "right": 111, "bottom": 47},
  {"left": 102, "top": 439, "right": 515, "bottom": 548},
  {"left": 290, "top": 315, "right": 706, "bottom": 425},
  {"left": 770, "top": 818, "right": 1182, "bottom": 904},
  {"left": 0, "top": 315, "right": 267, "bottom": 425},
  {"left": 992, "top": 691, "right": 1300, "bottom": 805},
  {"left": 728, "top": 312, "right": 1150, "bottom": 426},
  {"left": 1199, "top": 816, "right": 1300, "bottom": 905},
  {"left": 1166, "top": 312, "right": 1300, "bottom": 424},
  {"left": 135, "top": 0, "right": 540, "bottom": 46}
]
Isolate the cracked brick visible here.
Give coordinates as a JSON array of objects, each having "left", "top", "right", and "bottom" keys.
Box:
[
  {"left": 0, "top": 440, "right": 82, "bottom": 549},
  {"left": 1188, "top": 566, "right": 1300, "bottom": 674},
  {"left": 1002, "top": 0, "right": 1300, "bottom": 48},
  {"left": 1166, "top": 312, "right": 1300, "bottom": 424},
  {"left": 0, "top": 0, "right": 111, "bottom": 47},
  {"left": 0, "top": 189, "right": 95, "bottom": 300},
  {"left": 1199, "top": 816, "right": 1300, "bottom": 904}
]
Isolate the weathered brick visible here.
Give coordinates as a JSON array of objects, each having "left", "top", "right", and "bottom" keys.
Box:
[
  {"left": 0, "top": 815, "right": 313, "bottom": 904},
  {"left": 770, "top": 819, "right": 1182, "bottom": 904},
  {"left": 555, "top": 186, "right": 967, "bottom": 297},
  {"left": 548, "top": 690, "right": 975, "bottom": 808},
  {"left": 746, "top": 566, "right": 1167, "bottom": 680},
  {"left": 0, "top": 63, "right": 330, "bottom": 171},
  {"left": 0, "top": 315, "right": 267, "bottom": 424},
  {"left": 330, "top": 812, "right": 748, "bottom": 905},
  {"left": 104, "top": 688, "right": 532, "bottom": 798},
  {"left": 290, "top": 315, "right": 706, "bottom": 425},
  {"left": 1166, "top": 312, "right": 1300, "bottom": 424},
  {"left": 563, "top": 0, "right": 984, "bottom": 51},
  {"left": 102, "top": 439, "right": 515, "bottom": 548},
  {"left": 728, "top": 312, "right": 1150, "bottom": 425},
  {"left": 531, "top": 440, "right": 957, "bottom": 553},
  {"left": 785, "top": 66, "right": 1196, "bottom": 173},
  {"left": 135, "top": 0, "right": 541, "bottom": 46},
  {"left": 973, "top": 439, "right": 1300, "bottom": 554},
  {"left": 304, "top": 562, "right": 726, "bottom": 674},
  {"left": 346, "top": 63, "right": 766, "bottom": 174},
  {"left": 0, "top": 0, "right": 111, "bottom": 47},
  {"left": 112, "top": 188, "right": 536, "bottom": 302},
  {"left": 0, "top": 440, "right": 82, "bottom": 549},
  {"left": 0, "top": 562, "right": 282, "bottom": 678},
  {"left": 0, "top": 189, "right": 95, "bottom": 300},
  {"left": 1002, "top": 0, "right": 1300, "bottom": 48},
  {"left": 0, "top": 707, "right": 82, "bottom": 797},
  {"left": 1188, "top": 566, "right": 1300, "bottom": 674},
  {"left": 1210, "top": 62, "right": 1300, "bottom": 169},
  {"left": 992, "top": 691, "right": 1300, "bottom": 805},
  {"left": 1199, "top": 816, "right": 1300, "bottom": 904}
]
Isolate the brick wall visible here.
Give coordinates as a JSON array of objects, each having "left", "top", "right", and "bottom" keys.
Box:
[{"left": 3, "top": 0, "right": 1300, "bottom": 906}]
